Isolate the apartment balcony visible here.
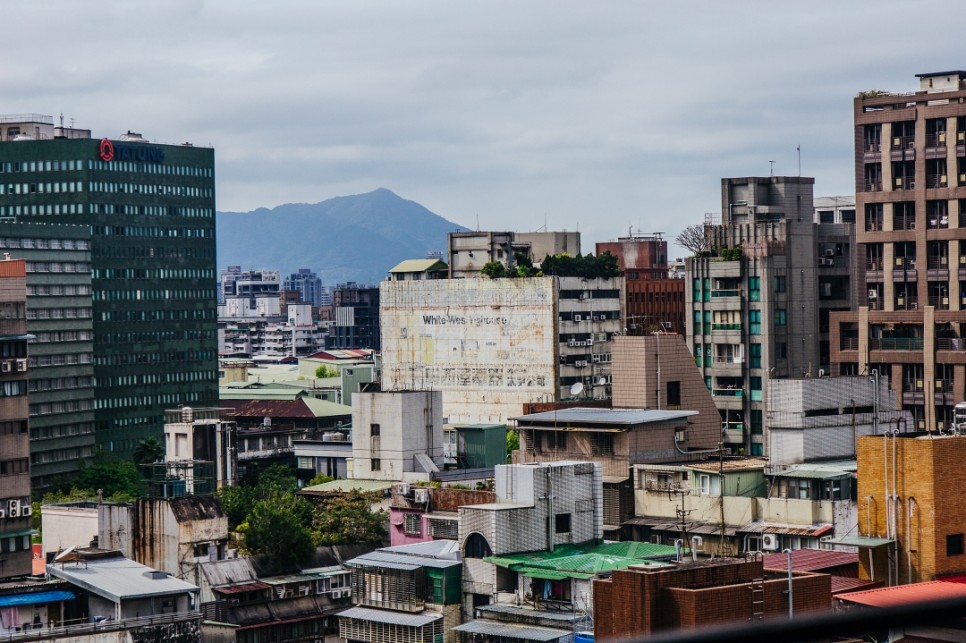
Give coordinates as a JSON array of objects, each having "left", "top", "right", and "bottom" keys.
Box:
[
  {"left": 928, "top": 296, "right": 951, "bottom": 310},
  {"left": 710, "top": 323, "right": 742, "bottom": 332},
  {"left": 893, "top": 175, "right": 915, "bottom": 190},
  {"left": 936, "top": 337, "right": 966, "bottom": 351},
  {"left": 891, "top": 135, "right": 915, "bottom": 151},
  {"left": 934, "top": 378, "right": 955, "bottom": 393},
  {"left": 864, "top": 181, "right": 882, "bottom": 193},
  {"left": 870, "top": 337, "right": 924, "bottom": 351},
  {"left": 893, "top": 215, "right": 916, "bottom": 231},
  {"left": 927, "top": 216, "right": 950, "bottom": 230},
  {"left": 864, "top": 217, "right": 884, "bottom": 231},
  {"left": 711, "top": 289, "right": 741, "bottom": 298},
  {"left": 840, "top": 336, "right": 859, "bottom": 351},
  {"left": 894, "top": 297, "right": 918, "bottom": 310},
  {"left": 926, "top": 173, "right": 949, "bottom": 189},
  {"left": 925, "top": 132, "right": 947, "bottom": 149},
  {"left": 712, "top": 387, "right": 744, "bottom": 398}
]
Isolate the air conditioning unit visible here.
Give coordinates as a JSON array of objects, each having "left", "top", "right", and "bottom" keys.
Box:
[
  {"left": 585, "top": 339, "right": 594, "bottom": 346},
  {"left": 592, "top": 355, "right": 601, "bottom": 363},
  {"left": 21, "top": 503, "right": 31, "bottom": 517},
  {"left": 0, "top": 509, "right": 5, "bottom": 519},
  {"left": 824, "top": 248, "right": 835, "bottom": 257},
  {"left": 14, "top": 359, "right": 26, "bottom": 372},
  {"left": 575, "top": 360, "right": 587, "bottom": 368},
  {"left": 868, "top": 289, "right": 878, "bottom": 298},
  {"left": 568, "top": 339, "right": 577, "bottom": 347},
  {"left": 394, "top": 482, "right": 410, "bottom": 496},
  {"left": 229, "top": 599, "right": 240, "bottom": 607},
  {"left": 8, "top": 499, "right": 20, "bottom": 518},
  {"left": 0, "top": 362, "right": 11, "bottom": 373},
  {"left": 573, "top": 314, "right": 582, "bottom": 322},
  {"left": 673, "top": 431, "right": 686, "bottom": 443},
  {"left": 762, "top": 534, "right": 779, "bottom": 551},
  {"left": 333, "top": 589, "right": 350, "bottom": 599},
  {"left": 819, "top": 258, "right": 834, "bottom": 266},
  {"left": 413, "top": 487, "right": 430, "bottom": 504}
]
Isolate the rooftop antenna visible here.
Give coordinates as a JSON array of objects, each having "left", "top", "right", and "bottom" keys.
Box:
[
  {"left": 797, "top": 145, "right": 801, "bottom": 176},
  {"left": 769, "top": 160, "right": 775, "bottom": 176},
  {"left": 59, "top": 113, "right": 64, "bottom": 128},
  {"left": 476, "top": 213, "right": 479, "bottom": 231}
]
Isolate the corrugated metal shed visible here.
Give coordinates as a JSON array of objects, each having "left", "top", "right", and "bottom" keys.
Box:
[
  {"left": 452, "top": 619, "right": 570, "bottom": 641},
  {"left": 200, "top": 557, "right": 261, "bottom": 587},
  {"left": 742, "top": 522, "right": 833, "bottom": 537},
  {"left": 300, "top": 479, "right": 393, "bottom": 494},
  {"left": 837, "top": 581, "right": 966, "bottom": 608},
  {"left": 388, "top": 259, "right": 448, "bottom": 274},
  {"left": 338, "top": 606, "right": 442, "bottom": 627},
  {"left": 687, "top": 458, "right": 767, "bottom": 473}
]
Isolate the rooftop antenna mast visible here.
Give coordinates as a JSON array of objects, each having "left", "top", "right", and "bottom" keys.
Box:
[{"left": 797, "top": 145, "right": 802, "bottom": 176}]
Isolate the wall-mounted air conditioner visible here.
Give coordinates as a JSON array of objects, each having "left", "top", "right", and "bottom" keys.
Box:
[{"left": 762, "top": 534, "right": 779, "bottom": 551}]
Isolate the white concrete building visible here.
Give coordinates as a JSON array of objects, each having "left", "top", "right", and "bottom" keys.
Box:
[{"left": 350, "top": 389, "right": 445, "bottom": 481}]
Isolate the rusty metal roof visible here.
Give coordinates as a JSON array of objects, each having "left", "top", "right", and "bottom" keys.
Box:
[
  {"left": 224, "top": 398, "right": 350, "bottom": 421},
  {"left": 168, "top": 495, "right": 226, "bottom": 523},
  {"left": 686, "top": 458, "right": 767, "bottom": 473},
  {"left": 837, "top": 581, "right": 966, "bottom": 608},
  {"left": 762, "top": 548, "right": 858, "bottom": 573}
]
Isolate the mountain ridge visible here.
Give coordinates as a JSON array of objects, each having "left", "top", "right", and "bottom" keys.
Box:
[{"left": 216, "top": 188, "right": 468, "bottom": 286}]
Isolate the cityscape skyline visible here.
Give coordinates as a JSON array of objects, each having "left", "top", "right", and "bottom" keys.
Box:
[{"left": 7, "top": 2, "right": 966, "bottom": 257}]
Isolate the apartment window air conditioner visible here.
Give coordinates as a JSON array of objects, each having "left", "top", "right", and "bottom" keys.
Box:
[
  {"left": 868, "top": 289, "right": 878, "bottom": 298},
  {"left": 585, "top": 339, "right": 594, "bottom": 346},
  {"left": 568, "top": 340, "right": 577, "bottom": 347},
  {"left": 413, "top": 487, "right": 430, "bottom": 504},
  {"left": 575, "top": 360, "right": 587, "bottom": 368},
  {"left": 0, "top": 509, "right": 5, "bottom": 519},
  {"left": 592, "top": 355, "right": 601, "bottom": 363},
  {"left": 714, "top": 280, "right": 723, "bottom": 290},
  {"left": 673, "top": 431, "right": 686, "bottom": 443},
  {"left": 14, "top": 359, "right": 26, "bottom": 372},
  {"left": 824, "top": 248, "right": 835, "bottom": 257},
  {"left": 762, "top": 534, "right": 779, "bottom": 551},
  {"left": 574, "top": 314, "right": 582, "bottom": 322},
  {"left": 8, "top": 499, "right": 20, "bottom": 518},
  {"left": 0, "top": 362, "right": 10, "bottom": 373},
  {"left": 394, "top": 482, "right": 410, "bottom": 496}
]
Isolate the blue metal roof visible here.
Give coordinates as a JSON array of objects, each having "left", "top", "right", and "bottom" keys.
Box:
[{"left": 0, "top": 590, "right": 75, "bottom": 607}]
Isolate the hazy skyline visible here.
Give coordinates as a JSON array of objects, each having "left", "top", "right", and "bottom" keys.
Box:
[{"left": 6, "top": 1, "right": 966, "bottom": 256}]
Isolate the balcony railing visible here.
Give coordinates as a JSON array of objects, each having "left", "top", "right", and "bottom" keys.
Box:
[
  {"left": 840, "top": 337, "right": 859, "bottom": 350},
  {"left": 928, "top": 296, "right": 950, "bottom": 309},
  {"left": 866, "top": 260, "right": 883, "bottom": 271},
  {"left": 711, "top": 323, "right": 742, "bottom": 331},
  {"left": 713, "top": 356, "right": 744, "bottom": 364},
  {"left": 864, "top": 181, "right": 882, "bottom": 192},
  {"left": 711, "top": 289, "right": 741, "bottom": 298},
  {"left": 926, "top": 132, "right": 947, "bottom": 147},
  {"left": 893, "top": 215, "right": 916, "bottom": 230},
  {"left": 927, "top": 256, "right": 949, "bottom": 269},
  {"left": 894, "top": 297, "right": 918, "bottom": 310},
  {"left": 865, "top": 217, "right": 883, "bottom": 231},
  {"left": 712, "top": 388, "right": 743, "bottom": 398},
  {"left": 892, "top": 135, "right": 915, "bottom": 150},
  {"left": 894, "top": 175, "right": 915, "bottom": 189},
  {"left": 927, "top": 173, "right": 948, "bottom": 188},
  {"left": 936, "top": 337, "right": 966, "bottom": 351},
  {"left": 870, "top": 337, "right": 924, "bottom": 351}
]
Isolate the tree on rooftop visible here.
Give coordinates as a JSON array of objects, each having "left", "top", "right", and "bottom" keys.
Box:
[
  {"left": 676, "top": 224, "right": 713, "bottom": 256},
  {"left": 310, "top": 490, "right": 387, "bottom": 546},
  {"left": 244, "top": 494, "right": 315, "bottom": 566}
]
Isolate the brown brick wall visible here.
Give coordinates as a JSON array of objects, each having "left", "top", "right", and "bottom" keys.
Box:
[{"left": 857, "top": 434, "right": 966, "bottom": 583}]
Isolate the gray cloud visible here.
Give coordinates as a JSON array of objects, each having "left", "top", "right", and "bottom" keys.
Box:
[{"left": 6, "top": 0, "right": 966, "bottom": 257}]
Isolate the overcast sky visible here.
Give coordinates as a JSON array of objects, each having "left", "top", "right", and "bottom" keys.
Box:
[{"left": 6, "top": 1, "right": 966, "bottom": 257}]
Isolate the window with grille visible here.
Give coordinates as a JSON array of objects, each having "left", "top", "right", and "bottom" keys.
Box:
[
  {"left": 590, "top": 433, "right": 613, "bottom": 456},
  {"left": 403, "top": 513, "right": 421, "bottom": 536}
]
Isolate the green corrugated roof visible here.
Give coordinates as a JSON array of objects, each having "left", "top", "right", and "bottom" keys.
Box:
[
  {"left": 485, "top": 541, "right": 679, "bottom": 579},
  {"left": 301, "top": 398, "right": 352, "bottom": 417},
  {"left": 514, "top": 567, "right": 590, "bottom": 581},
  {"left": 388, "top": 259, "right": 448, "bottom": 274}
]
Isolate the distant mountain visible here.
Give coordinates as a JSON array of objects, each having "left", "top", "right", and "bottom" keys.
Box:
[{"left": 216, "top": 188, "right": 468, "bottom": 286}]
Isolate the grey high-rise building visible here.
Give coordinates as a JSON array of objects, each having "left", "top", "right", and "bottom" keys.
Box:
[
  {"left": 284, "top": 268, "right": 324, "bottom": 307},
  {"left": 0, "top": 115, "right": 218, "bottom": 459}
]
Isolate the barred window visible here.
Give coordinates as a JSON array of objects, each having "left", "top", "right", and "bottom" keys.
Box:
[{"left": 403, "top": 513, "right": 422, "bottom": 536}]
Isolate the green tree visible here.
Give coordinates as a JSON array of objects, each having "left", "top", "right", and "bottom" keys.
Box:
[
  {"left": 307, "top": 472, "right": 334, "bottom": 487},
  {"left": 245, "top": 495, "right": 314, "bottom": 566},
  {"left": 506, "top": 429, "right": 520, "bottom": 464},
  {"left": 311, "top": 491, "right": 387, "bottom": 545},
  {"left": 133, "top": 437, "right": 165, "bottom": 465},
  {"left": 217, "top": 484, "right": 256, "bottom": 530},
  {"left": 480, "top": 261, "right": 507, "bottom": 278},
  {"left": 315, "top": 364, "right": 340, "bottom": 379},
  {"left": 72, "top": 453, "right": 144, "bottom": 499}
]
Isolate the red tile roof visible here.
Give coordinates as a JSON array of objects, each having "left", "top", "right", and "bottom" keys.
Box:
[
  {"left": 830, "top": 577, "right": 878, "bottom": 595},
  {"left": 223, "top": 399, "right": 316, "bottom": 419},
  {"left": 836, "top": 581, "right": 966, "bottom": 608},
  {"left": 762, "top": 548, "right": 858, "bottom": 573}
]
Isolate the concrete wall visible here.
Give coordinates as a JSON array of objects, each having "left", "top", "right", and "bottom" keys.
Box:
[
  {"left": 42, "top": 503, "right": 99, "bottom": 553},
  {"left": 351, "top": 390, "right": 444, "bottom": 481},
  {"left": 381, "top": 278, "right": 558, "bottom": 424}
]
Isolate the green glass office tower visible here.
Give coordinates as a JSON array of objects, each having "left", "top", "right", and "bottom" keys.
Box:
[{"left": 0, "top": 125, "right": 218, "bottom": 458}]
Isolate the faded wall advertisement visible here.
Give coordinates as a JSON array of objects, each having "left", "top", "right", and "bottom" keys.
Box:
[{"left": 381, "top": 278, "right": 558, "bottom": 423}]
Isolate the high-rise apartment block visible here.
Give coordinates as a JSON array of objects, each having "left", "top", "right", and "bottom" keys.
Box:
[
  {"left": 687, "top": 177, "right": 857, "bottom": 454},
  {"left": 0, "top": 221, "right": 95, "bottom": 492},
  {"left": 831, "top": 71, "right": 966, "bottom": 431},
  {"left": 596, "top": 233, "right": 686, "bottom": 336},
  {"left": 284, "top": 268, "right": 326, "bottom": 306},
  {"left": 0, "top": 258, "right": 33, "bottom": 579},
  {"left": 0, "top": 115, "right": 218, "bottom": 457}
]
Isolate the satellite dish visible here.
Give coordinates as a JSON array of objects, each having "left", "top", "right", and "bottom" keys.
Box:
[
  {"left": 597, "top": 377, "right": 607, "bottom": 386},
  {"left": 54, "top": 544, "right": 76, "bottom": 562},
  {"left": 570, "top": 382, "right": 584, "bottom": 397}
]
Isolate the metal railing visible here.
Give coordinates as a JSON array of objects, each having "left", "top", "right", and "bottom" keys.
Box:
[
  {"left": 870, "top": 337, "right": 924, "bottom": 351},
  {"left": 0, "top": 612, "right": 200, "bottom": 642}
]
